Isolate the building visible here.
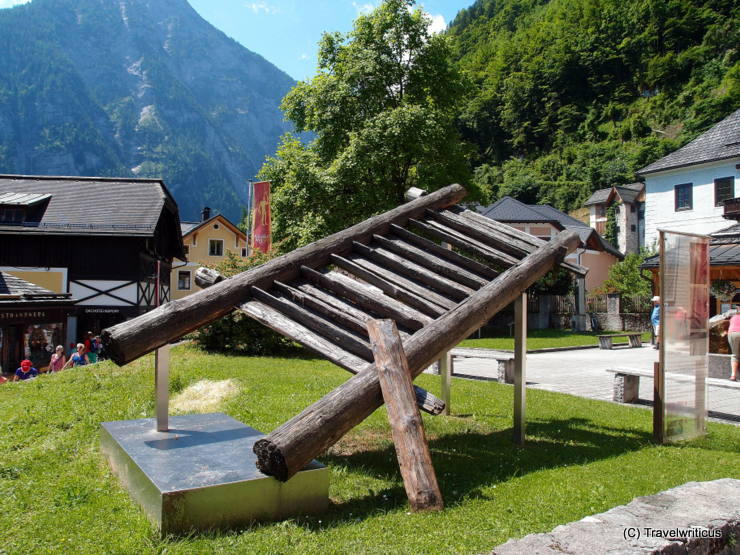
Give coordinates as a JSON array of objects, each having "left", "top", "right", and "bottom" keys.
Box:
[
  {"left": 0, "top": 174, "right": 184, "bottom": 373},
  {"left": 583, "top": 183, "right": 645, "bottom": 254},
  {"left": 639, "top": 108, "right": 740, "bottom": 248},
  {"left": 171, "top": 207, "right": 248, "bottom": 300},
  {"left": 478, "top": 196, "right": 623, "bottom": 292}
]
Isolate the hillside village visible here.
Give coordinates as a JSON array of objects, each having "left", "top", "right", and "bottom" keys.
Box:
[{"left": 0, "top": 0, "right": 738, "bottom": 552}]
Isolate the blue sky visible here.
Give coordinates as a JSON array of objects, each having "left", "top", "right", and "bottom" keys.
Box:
[
  {"left": 0, "top": 0, "right": 473, "bottom": 80},
  {"left": 187, "top": 0, "right": 473, "bottom": 81}
]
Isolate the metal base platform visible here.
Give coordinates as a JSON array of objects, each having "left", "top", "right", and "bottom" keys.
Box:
[{"left": 100, "top": 413, "right": 329, "bottom": 535}]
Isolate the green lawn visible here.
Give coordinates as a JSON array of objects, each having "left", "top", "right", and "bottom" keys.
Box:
[
  {"left": 460, "top": 329, "right": 653, "bottom": 351},
  {"left": 1, "top": 344, "right": 737, "bottom": 554}
]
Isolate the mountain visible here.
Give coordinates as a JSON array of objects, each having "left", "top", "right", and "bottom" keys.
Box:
[
  {"left": 448, "top": 0, "right": 740, "bottom": 212},
  {"left": 0, "top": 0, "right": 296, "bottom": 221}
]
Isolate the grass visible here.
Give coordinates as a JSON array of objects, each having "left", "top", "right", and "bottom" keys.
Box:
[
  {"left": 460, "top": 329, "right": 653, "bottom": 350},
  {"left": 0, "top": 344, "right": 738, "bottom": 554}
]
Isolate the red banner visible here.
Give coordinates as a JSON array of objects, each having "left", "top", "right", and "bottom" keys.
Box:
[{"left": 251, "top": 180, "right": 272, "bottom": 253}]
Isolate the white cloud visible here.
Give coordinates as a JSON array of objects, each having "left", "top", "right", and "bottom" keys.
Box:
[
  {"left": 299, "top": 52, "right": 309, "bottom": 60},
  {"left": 0, "top": 0, "right": 31, "bottom": 8},
  {"left": 246, "top": 1, "right": 279, "bottom": 15},
  {"left": 352, "top": 1, "right": 376, "bottom": 15},
  {"left": 427, "top": 13, "right": 446, "bottom": 34}
]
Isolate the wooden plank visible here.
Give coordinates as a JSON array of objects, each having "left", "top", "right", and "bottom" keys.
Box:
[
  {"left": 273, "top": 281, "right": 369, "bottom": 337},
  {"left": 330, "top": 254, "right": 448, "bottom": 317},
  {"left": 251, "top": 286, "right": 373, "bottom": 361},
  {"left": 253, "top": 230, "right": 581, "bottom": 481},
  {"left": 411, "top": 218, "right": 520, "bottom": 268},
  {"left": 354, "top": 241, "right": 473, "bottom": 300},
  {"left": 389, "top": 224, "right": 498, "bottom": 280},
  {"left": 372, "top": 234, "right": 488, "bottom": 289},
  {"left": 295, "top": 282, "right": 376, "bottom": 327},
  {"left": 367, "top": 319, "right": 444, "bottom": 512},
  {"left": 429, "top": 209, "right": 530, "bottom": 258},
  {"left": 300, "top": 266, "right": 431, "bottom": 330},
  {"left": 102, "top": 184, "right": 467, "bottom": 365},
  {"left": 240, "top": 300, "right": 444, "bottom": 415}
]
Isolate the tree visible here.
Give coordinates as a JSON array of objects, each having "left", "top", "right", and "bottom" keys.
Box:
[
  {"left": 260, "top": 0, "right": 475, "bottom": 251},
  {"left": 599, "top": 252, "right": 652, "bottom": 297}
]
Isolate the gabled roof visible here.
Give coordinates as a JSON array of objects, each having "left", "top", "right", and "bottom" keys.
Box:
[
  {"left": 0, "top": 192, "right": 51, "bottom": 206},
  {"left": 478, "top": 196, "right": 623, "bottom": 258},
  {"left": 180, "top": 213, "right": 246, "bottom": 240},
  {"left": 584, "top": 183, "right": 644, "bottom": 206},
  {"left": 638, "top": 109, "right": 740, "bottom": 175},
  {"left": 0, "top": 272, "right": 74, "bottom": 304},
  {"left": 584, "top": 188, "right": 611, "bottom": 206},
  {"left": 642, "top": 223, "right": 740, "bottom": 268}
]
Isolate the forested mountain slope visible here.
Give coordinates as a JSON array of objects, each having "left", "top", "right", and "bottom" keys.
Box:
[
  {"left": 0, "top": 0, "right": 295, "bottom": 221},
  {"left": 449, "top": 0, "right": 739, "bottom": 211}
]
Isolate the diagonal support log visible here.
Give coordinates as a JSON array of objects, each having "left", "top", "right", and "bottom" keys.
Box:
[
  {"left": 101, "top": 184, "right": 467, "bottom": 365},
  {"left": 253, "top": 230, "right": 581, "bottom": 481}
]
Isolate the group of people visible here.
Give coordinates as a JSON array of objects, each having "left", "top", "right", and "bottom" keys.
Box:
[{"left": 6, "top": 332, "right": 103, "bottom": 383}]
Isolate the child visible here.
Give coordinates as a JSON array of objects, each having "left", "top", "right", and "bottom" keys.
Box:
[{"left": 14, "top": 359, "right": 39, "bottom": 381}]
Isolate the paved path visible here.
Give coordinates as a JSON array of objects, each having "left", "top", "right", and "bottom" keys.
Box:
[{"left": 452, "top": 345, "right": 740, "bottom": 425}]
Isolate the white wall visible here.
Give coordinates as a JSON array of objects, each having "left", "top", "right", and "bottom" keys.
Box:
[{"left": 644, "top": 159, "right": 739, "bottom": 249}]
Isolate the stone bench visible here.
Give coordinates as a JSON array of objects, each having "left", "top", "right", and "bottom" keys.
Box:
[
  {"left": 598, "top": 332, "right": 642, "bottom": 349},
  {"left": 449, "top": 348, "right": 515, "bottom": 384},
  {"left": 607, "top": 367, "right": 740, "bottom": 403},
  {"left": 492, "top": 479, "right": 740, "bottom": 554}
]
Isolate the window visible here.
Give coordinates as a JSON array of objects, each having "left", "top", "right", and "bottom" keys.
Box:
[
  {"left": 630, "top": 205, "right": 635, "bottom": 213},
  {"left": 596, "top": 205, "right": 605, "bottom": 217},
  {"left": 631, "top": 225, "right": 636, "bottom": 232},
  {"left": 214, "top": 223, "right": 220, "bottom": 230},
  {"left": 0, "top": 207, "right": 25, "bottom": 223},
  {"left": 715, "top": 176, "right": 735, "bottom": 206},
  {"left": 177, "top": 271, "right": 191, "bottom": 290},
  {"left": 209, "top": 239, "right": 224, "bottom": 256},
  {"left": 674, "top": 183, "right": 693, "bottom": 211},
  {"left": 183, "top": 245, "right": 189, "bottom": 256},
  {"left": 241, "top": 248, "right": 247, "bottom": 257}
]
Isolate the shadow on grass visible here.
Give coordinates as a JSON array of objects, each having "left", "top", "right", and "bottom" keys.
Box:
[{"left": 282, "top": 416, "right": 654, "bottom": 530}]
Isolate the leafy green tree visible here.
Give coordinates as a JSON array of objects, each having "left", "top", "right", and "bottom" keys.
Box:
[
  {"left": 600, "top": 253, "right": 652, "bottom": 297},
  {"left": 260, "top": 0, "right": 474, "bottom": 251},
  {"left": 603, "top": 204, "right": 618, "bottom": 248}
]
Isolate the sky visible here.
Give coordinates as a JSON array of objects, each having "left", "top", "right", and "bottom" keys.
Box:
[
  {"left": 186, "top": 0, "right": 473, "bottom": 81},
  {"left": 0, "top": 0, "right": 472, "bottom": 80}
]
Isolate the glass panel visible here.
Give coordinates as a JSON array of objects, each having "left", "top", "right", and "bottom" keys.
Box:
[
  {"left": 661, "top": 231, "right": 708, "bottom": 442},
  {"left": 714, "top": 177, "right": 734, "bottom": 206}
]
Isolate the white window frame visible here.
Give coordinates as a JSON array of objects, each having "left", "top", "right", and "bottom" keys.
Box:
[
  {"left": 177, "top": 270, "right": 191, "bottom": 291},
  {"left": 209, "top": 239, "right": 224, "bottom": 256}
]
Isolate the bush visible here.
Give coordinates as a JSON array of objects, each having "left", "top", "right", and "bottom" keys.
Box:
[{"left": 194, "top": 251, "right": 299, "bottom": 356}]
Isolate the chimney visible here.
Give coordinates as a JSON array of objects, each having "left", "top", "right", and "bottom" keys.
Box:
[{"left": 201, "top": 207, "right": 211, "bottom": 221}]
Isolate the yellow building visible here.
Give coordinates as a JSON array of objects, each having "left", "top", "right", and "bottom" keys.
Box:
[{"left": 171, "top": 209, "right": 247, "bottom": 300}]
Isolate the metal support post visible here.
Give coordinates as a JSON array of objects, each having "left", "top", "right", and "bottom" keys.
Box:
[
  {"left": 440, "top": 351, "right": 452, "bottom": 416},
  {"left": 513, "top": 292, "right": 527, "bottom": 444},
  {"left": 155, "top": 344, "right": 170, "bottom": 432}
]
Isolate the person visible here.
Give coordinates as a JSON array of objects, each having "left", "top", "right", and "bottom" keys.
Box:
[
  {"left": 726, "top": 313, "right": 740, "bottom": 381},
  {"left": 651, "top": 296, "right": 660, "bottom": 350},
  {"left": 87, "top": 334, "right": 99, "bottom": 364},
  {"left": 63, "top": 343, "right": 89, "bottom": 369},
  {"left": 13, "top": 359, "right": 39, "bottom": 381},
  {"left": 48, "top": 345, "right": 66, "bottom": 373}
]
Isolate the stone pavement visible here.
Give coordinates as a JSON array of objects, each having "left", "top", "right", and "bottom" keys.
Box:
[{"left": 451, "top": 345, "right": 740, "bottom": 424}]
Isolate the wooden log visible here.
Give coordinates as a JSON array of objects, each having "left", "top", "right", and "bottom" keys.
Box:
[
  {"left": 251, "top": 286, "right": 373, "bottom": 361},
  {"left": 330, "top": 254, "right": 448, "bottom": 317},
  {"left": 301, "top": 266, "right": 431, "bottom": 330},
  {"left": 101, "top": 184, "right": 467, "bottom": 365},
  {"left": 354, "top": 241, "right": 473, "bottom": 300},
  {"left": 389, "top": 224, "right": 498, "bottom": 280},
  {"left": 410, "top": 218, "right": 520, "bottom": 268},
  {"left": 372, "top": 234, "right": 488, "bottom": 289},
  {"left": 253, "top": 230, "right": 581, "bottom": 481},
  {"left": 237, "top": 299, "right": 444, "bottom": 415},
  {"left": 367, "top": 319, "right": 444, "bottom": 512},
  {"left": 454, "top": 208, "right": 588, "bottom": 276}
]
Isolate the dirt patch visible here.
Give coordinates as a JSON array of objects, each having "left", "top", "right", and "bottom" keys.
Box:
[{"left": 170, "top": 379, "right": 240, "bottom": 414}]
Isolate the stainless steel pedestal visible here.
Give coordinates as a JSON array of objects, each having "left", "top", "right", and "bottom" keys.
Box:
[{"left": 100, "top": 413, "right": 329, "bottom": 535}]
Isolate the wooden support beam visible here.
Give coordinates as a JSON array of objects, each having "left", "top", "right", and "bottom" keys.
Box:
[
  {"left": 253, "top": 230, "right": 580, "bottom": 481},
  {"left": 389, "top": 224, "right": 498, "bottom": 280},
  {"left": 372, "top": 234, "right": 488, "bottom": 289},
  {"left": 102, "top": 184, "right": 467, "bottom": 365},
  {"left": 367, "top": 319, "right": 444, "bottom": 513},
  {"left": 440, "top": 351, "right": 452, "bottom": 416},
  {"left": 238, "top": 299, "right": 444, "bottom": 415},
  {"left": 301, "top": 266, "right": 431, "bottom": 330},
  {"left": 330, "top": 254, "right": 448, "bottom": 317},
  {"left": 513, "top": 293, "right": 527, "bottom": 445},
  {"left": 429, "top": 209, "right": 529, "bottom": 258},
  {"left": 295, "top": 282, "right": 377, "bottom": 328},
  {"left": 354, "top": 241, "right": 473, "bottom": 300},
  {"left": 411, "top": 218, "right": 520, "bottom": 268}
]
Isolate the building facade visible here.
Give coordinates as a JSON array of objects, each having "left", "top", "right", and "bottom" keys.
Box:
[
  {"left": 584, "top": 183, "right": 645, "bottom": 254},
  {"left": 0, "top": 175, "right": 184, "bottom": 374},
  {"left": 171, "top": 208, "right": 248, "bottom": 300},
  {"left": 640, "top": 109, "right": 740, "bottom": 248}
]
